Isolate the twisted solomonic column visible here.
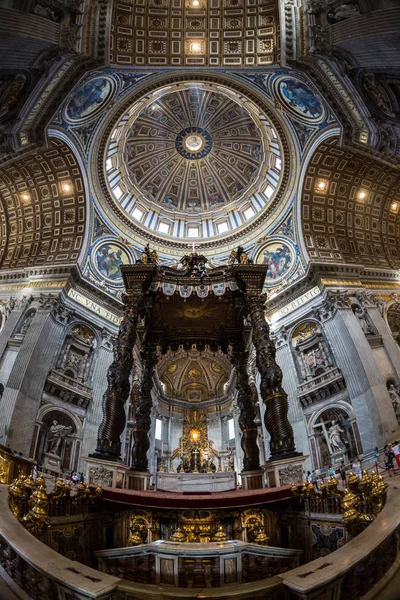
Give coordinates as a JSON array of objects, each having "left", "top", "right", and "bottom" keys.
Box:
[
  {"left": 94, "top": 294, "right": 142, "bottom": 460},
  {"left": 231, "top": 345, "right": 260, "bottom": 471},
  {"left": 131, "top": 343, "right": 158, "bottom": 471},
  {"left": 246, "top": 295, "right": 297, "bottom": 460}
]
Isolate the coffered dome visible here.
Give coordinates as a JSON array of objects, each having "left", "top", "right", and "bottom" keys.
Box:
[{"left": 104, "top": 80, "right": 283, "bottom": 243}]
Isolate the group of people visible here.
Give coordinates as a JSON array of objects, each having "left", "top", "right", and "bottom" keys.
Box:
[
  {"left": 307, "top": 456, "right": 363, "bottom": 490},
  {"left": 70, "top": 472, "right": 85, "bottom": 484},
  {"left": 384, "top": 442, "right": 400, "bottom": 476}
]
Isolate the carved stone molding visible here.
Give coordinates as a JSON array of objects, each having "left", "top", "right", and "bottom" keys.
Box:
[{"left": 51, "top": 300, "right": 74, "bottom": 325}]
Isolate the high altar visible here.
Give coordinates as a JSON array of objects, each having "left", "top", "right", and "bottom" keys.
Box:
[{"left": 86, "top": 247, "right": 304, "bottom": 491}]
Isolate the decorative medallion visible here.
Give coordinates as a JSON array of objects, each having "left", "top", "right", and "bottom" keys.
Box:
[
  {"left": 167, "top": 363, "right": 177, "bottom": 374},
  {"left": 256, "top": 240, "right": 295, "bottom": 283},
  {"left": 276, "top": 77, "right": 324, "bottom": 122},
  {"left": 188, "top": 368, "right": 202, "bottom": 382},
  {"left": 92, "top": 241, "right": 131, "bottom": 283},
  {"left": 65, "top": 77, "right": 115, "bottom": 122},
  {"left": 211, "top": 362, "right": 222, "bottom": 373}
]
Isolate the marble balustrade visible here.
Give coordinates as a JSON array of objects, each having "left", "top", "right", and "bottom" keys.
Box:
[{"left": 0, "top": 482, "right": 399, "bottom": 599}]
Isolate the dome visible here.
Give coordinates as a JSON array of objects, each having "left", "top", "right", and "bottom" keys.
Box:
[{"left": 104, "top": 81, "right": 284, "bottom": 243}]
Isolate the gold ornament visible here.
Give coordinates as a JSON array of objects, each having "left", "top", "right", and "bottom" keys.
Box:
[
  {"left": 212, "top": 525, "right": 228, "bottom": 542},
  {"left": 171, "top": 527, "right": 186, "bottom": 542}
]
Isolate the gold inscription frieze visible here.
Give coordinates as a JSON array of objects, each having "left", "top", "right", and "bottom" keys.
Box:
[
  {"left": 67, "top": 288, "right": 122, "bottom": 325},
  {"left": 0, "top": 280, "right": 68, "bottom": 291}
]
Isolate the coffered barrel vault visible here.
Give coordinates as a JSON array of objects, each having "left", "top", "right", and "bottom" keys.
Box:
[
  {"left": 0, "top": 138, "right": 86, "bottom": 270},
  {"left": 301, "top": 137, "right": 400, "bottom": 270}
]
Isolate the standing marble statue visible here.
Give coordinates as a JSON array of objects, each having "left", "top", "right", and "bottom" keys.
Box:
[
  {"left": 327, "top": 421, "right": 347, "bottom": 452},
  {"left": 353, "top": 306, "right": 375, "bottom": 336},
  {"left": 388, "top": 385, "right": 400, "bottom": 421},
  {"left": 47, "top": 420, "right": 72, "bottom": 456}
]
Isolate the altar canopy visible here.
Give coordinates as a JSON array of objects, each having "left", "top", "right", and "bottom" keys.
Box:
[{"left": 93, "top": 248, "right": 300, "bottom": 490}]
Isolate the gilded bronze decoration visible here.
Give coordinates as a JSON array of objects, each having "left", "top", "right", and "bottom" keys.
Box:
[
  {"left": 231, "top": 343, "right": 260, "bottom": 471},
  {"left": 241, "top": 283, "right": 297, "bottom": 460},
  {"left": 94, "top": 263, "right": 156, "bottom": 460},
  {"left": 131, "top": 343, "right": 158, "bottom": 471},
  {"left": 171, "top": 409, "right": 219, "bottom": 473}
]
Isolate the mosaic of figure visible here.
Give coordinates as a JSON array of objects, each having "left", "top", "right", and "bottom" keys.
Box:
[
  {"left": 66, "top": 78, "right": 112, "bottom": 120},
  {"left": 257, "top": 242, "right": 293, "bottom": 281},
  {"left": 95, "top": 243, "right": 129, "bottom": 281},
  {"left": 278, "top": 79, "right": 323, "bottom": 120}
]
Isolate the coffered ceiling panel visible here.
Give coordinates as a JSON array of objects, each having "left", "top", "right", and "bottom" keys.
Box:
[{"left": 110, "top": 0, "right": 279, "bottom": 67}]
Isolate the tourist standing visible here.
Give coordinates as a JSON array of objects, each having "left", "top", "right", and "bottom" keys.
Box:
[
  {"left": 392, "top": 441, "right": 400, "bottom": 468},
  {"left": 384, "top": 444, "right": 395, "bottom": 477},
  {"left": 339, "top": 461, "right": 346, "bottom": 488},
  {"left": 352, "top": 456, "right": 362, "bottom": 480},
  {"left": 310, "top": 470, "right": 319, "bottom": 490}
]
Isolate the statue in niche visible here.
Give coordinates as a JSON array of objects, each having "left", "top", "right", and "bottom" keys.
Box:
[
  {"left": 318, "top": 434, "right": 330, "bottom": 466},
  {"left": 388, "top": 384, "right": 400, "bottom": 421},
  {"left": 327, "top": 3, "right": 360, "bottom": 23},
  {"left": 0, "top": 75, "right": 27, "bottom": 120},
  {"left": 47, "top": 420, "right": 72, "bottom": 456},
  {"left": 19, "top": 312, "right": 34, "bottom": 336},
  {"left": 327, "top": 421, "right": 348, "bottom": 452},
  {"left": 352, "top": 305, "right": 376, "bottom": 336},
  {"left": 363, "top": 74, "right": 393, "bottom": 115}
]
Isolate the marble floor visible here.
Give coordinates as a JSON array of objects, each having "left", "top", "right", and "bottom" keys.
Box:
[{"left": 0, "top": 580, "right": 19, "bottom": 600}]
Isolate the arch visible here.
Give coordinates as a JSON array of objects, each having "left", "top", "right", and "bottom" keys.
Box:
[
  {"left": 300, "top": 136, "right": 400, "bottom": 269},
  {"left": 48, "top": 129, "right": 92, "bottom": 267},
  {"left": 36, "top": 404, "right": 83, "bottom": 438},
  {"left": 0, "top": 138, "right": 87, "bottom": 271},
  {"left": 295, "top": 127, "right": 341, "bottom": 263},
  {"left": 307, "top": 400, "right": 355, "bottom": 435}
]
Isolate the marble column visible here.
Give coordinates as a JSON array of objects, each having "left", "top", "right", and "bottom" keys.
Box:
[
  {"left": 246, "top": 295, "right": 297, "bottom": 460},
  {"left": 131, "top": 343, "right": 158, "bottom": 472},
  {"left": 94, "top": 294, "right": 142, "bottom": 460},
  {"left": 231, "top": 344, "right": 260, "bottom": 471}
]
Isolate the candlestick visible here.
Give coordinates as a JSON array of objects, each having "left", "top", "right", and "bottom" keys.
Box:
[{"left": 161, "top": 441, "right": 164, "bottom": 456}]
